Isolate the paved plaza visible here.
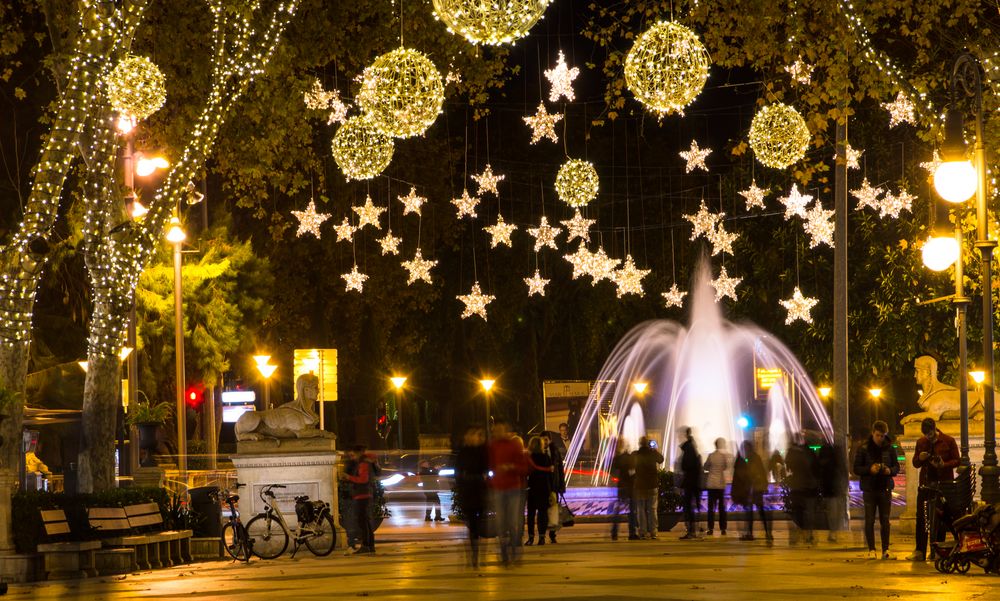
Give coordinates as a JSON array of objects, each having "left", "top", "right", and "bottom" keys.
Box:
[{"left": 14, "top": 522, "right": 998, "bottom": 600}]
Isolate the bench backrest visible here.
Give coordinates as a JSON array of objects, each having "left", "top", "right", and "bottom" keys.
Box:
[
  {"left": 125, "top": 503, "right": 164, "bottom": 531},
  {"left": 41, "top": 509, "right": 70, "bottom": 537},
  {"left": 87, "top": 507, "right": 131, "bottom": 533}
]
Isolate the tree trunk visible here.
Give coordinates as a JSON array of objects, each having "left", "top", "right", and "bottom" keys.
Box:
[
  {"left": 77, "top": 353, "right": 120, "bottom": 493},
  {"left": 0, "top": 342, "right": 30, "bottom": 471}
]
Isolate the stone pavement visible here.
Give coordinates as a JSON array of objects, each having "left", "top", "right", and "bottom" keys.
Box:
[{"left": 15, "top": 522, "right": 997, "bottom": 600}]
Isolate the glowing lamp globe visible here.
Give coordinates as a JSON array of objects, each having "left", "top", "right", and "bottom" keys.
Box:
[
  {"left": 105, "top": 55, "right": 167, "bottom": 121},
  {"left": 358, "top": 48, "right": 445, "bottom": 138},
  {"left": 331, "top": 116, "right": 395, "bottom": 181},
  {"left": 934, "top": 160, "right": 977, "bottom": 203},
  {"left": 165, "top": 217, "right": 186, "bottom": 244},
  {"left": 555, "top": 159, "right": 599, "bottom": 207},
  {"left": 921, "top": 235, "right": 960, "bottom": 271},
  {"left": 749, "top": 103, "right": 811, "bottom": 169},
  {"left": 432, "top": 0, "right": 551, "bottom": 45},
  {"left": 624, "top": 21, "right": 710, "bottom": 116}
]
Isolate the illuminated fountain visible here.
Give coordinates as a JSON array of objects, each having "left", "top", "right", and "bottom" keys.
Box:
[{"left": 565, "top": 261, "right": 833, "bottom": 486}]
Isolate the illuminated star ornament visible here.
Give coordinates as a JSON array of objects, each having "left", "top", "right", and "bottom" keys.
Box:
[
  {"left": 457, "top": 282, "right": 495, "bottom": 321},
  {"left": 326, "top": 91, "right": 349, "bottom": 125},
  {"left": 399, "top": 186, "right": 427, "bottom": 216},
  {"left": 523, "top": 102, "right": 562, "bottom": 144},
  {"left": 451, "top": 189, "right": 480, "bottom": 219},
  {"left": 341, "top": 265, "right": 369, "bottom": 293},
  {"left": 803, "top": 201, "right": 835, "bottom": 248},
  {"left": 879, "top": 189, "right": 915, "bottom": 219},
  {"left": 784, "top": 59, "right": 813, "bottom": 85},
  {"left": 850, "top": 177, "right": 885, "bottom": 212},
  {"left": 528, "top": 216, "right": 560, "bottom": 251},
  {"left": 836, "top": 144, "right": 863, "bottom": 170},
  {"left": 561, "top": 209, "right": 596, "bottom": 243},
  {"left": 881, "top": 91, "right": 916, "bottom": 128},
  {"left": 304, "top": 78, "right": 336, "bottom": 110},
  {"left": 525, "top": 269, "right": 550, "bottom": 297},
  {"left": 484, "top": 214, "right": 517, "bottom": 248},
  {"left": 564, "top": 242, "right": 594, "bottom": 279},
  {"left": 589, "top": 247, "right": 621, "bottom": 284},
  {"left": 291, "top": 200, "right": 331, "bottom": 238},
  {"left": 707, "top": 224, "right": 738, "bottom": 256},
  {"left": 712, "top": 266, "right": 742, "bottom": 302},
  {"left": 739, "top": 181, "right": 767, "bottom": 210},
  {"left": 779, "top": 184, "right": 813, "bottom": 220},
  {"left": 662, "top": 284, "right": 687, "bottom": 309},
  {"left": 352, "top": 195, "right": 386, "bottom": 230},
  {"left": 612, "top": 255, "right": 651, "bottom": 298},
  {"left": 401, "top": 248, "right": 437, "bottom": 285},
  {"left": 472, "top": 164, "right": 505, "bottom": 197},
  {"left": 679, "top": 140, "right": 711, "bottom": 173},
  {"left": 334, "top": 217, "right": 357, "bottom": 242},
  {"left": 683, "top": 200, "right": 723, "bottom": 240},
  {"left": 920, "top": 151, "right": 942, "bottom": 177},
  {"left": 780, "top": 287, "right": 819, "bottom": 324},
  {"left": 378, "top": 230, "right": 401, "bottom": 256},
  {"left": 544, "top": 50, "right": 580, "bottom": 102}
]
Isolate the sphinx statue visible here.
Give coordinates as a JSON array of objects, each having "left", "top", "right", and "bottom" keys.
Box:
[
  {"left": 235, "top": 371, "right": 334, "bottom": 441},
  {"left": 901, "top": 355, "right": 985, "bottom": 424}
]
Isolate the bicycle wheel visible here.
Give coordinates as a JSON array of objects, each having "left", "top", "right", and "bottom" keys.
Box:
[
  {"left": 246, "top": 513, "right": 289, "bottom": 559},
  {"left": 222, "top": 521, "right": 251, "bottom": 561},
  {"left": 304, "top": 513, "right": 337, "bottom": 556}
]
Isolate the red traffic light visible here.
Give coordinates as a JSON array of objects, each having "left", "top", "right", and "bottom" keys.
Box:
[{"left": 185, "top": 383, "right": 206, "bottom": 409}]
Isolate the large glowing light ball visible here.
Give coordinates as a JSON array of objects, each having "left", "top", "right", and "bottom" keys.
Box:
[
  {"left": 624, "top": 21, "right": 710, "bottom": 116},
  {"left": 358, "top": 48, "right": 445, "bottom": 138},
  {"left": 555, "top": 159, "right": 599, "bottom": 208},
  {"left": 331, "top": 117, "right": 395, "bottom": 181},
  {"left": 749, "top": 103, "right": 811, "bottom": 169},
  {"left": 432, "top": 0, "right": 552, "bottom": 46},
  {"left": 934, "top": 160, "right": 977, "bottom": 203},
  {"left": 105, "top": 55, "right": 167, "bottom": 121},
  {"left": 921, "top": 236, "right": 960, "bottom": 272}
]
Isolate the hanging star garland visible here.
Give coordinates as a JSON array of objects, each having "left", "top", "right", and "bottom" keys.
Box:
[
  {"left": 528, "top": 216, "right": 560, "bottom": 251},
  {"left": 662, "top": 284, "right": 687, "bottom": 309},
  {"left": 401, "top": 248, "right": 437, "bottom": 285},
  {"left": 850, "top": 177, "right": 885, "bottom": 212},
  {"left": 683, "top": 200, "right": 723, "bottom": 240},
  {"left": 523, "top": 102, "right": 562, "bottom": 144},
  {"left": 779, "top": 184, "right": 813, "bottom": 220},
  {"left": 784, "top": 59, "right": 813, "bottom": 85},
  {"left": 544, "top": 50, "right": 579, "bottom": 102},
  {"left": 839, "top": 144, "right": 863, "bottom": 170},
  {"left": 803, "top": 201, "right": 835, "bottom": 248},
  {"left": 378, "top": 230, "right": 401, "bottom": 256},
  {"left": 525, "top": 269, "right": 549, "bottom": 297},
  {"left": 589, "top": 247, "right": 621, "bottom": 284},
  {"left": 920, "top": 151, "right": 942, "bottom": 178},
  {"left": 679, "top": 140, "right": 712, "bottom": 173},
  {"left": 712, "top": 266, "right": 742, "bottom": 302},
  {"left": 326, "top": 91, "right": 349, "bottom": 125},
  {"left": 398, "top": 186, "right": 427, "bottom": 216},
  {"left": 882, "top": 91, "right": 916, "bottom": 127},
  {"left": 451, "top": 189, "right": 480, "bottom": 219},
  {"left": 484, "top": 214, "right": 517, "bottom": 248},
  {"left": 457, "top": 282, "right": 495, "bottom": 320},
  {"left": 334, "top": 217, "right": 357, "bottom": 242},
  {"left": 341, "top": 265, "right": 369, "bottom": 293},
  {"left": 780, "top": 287, "right": 819, "bottom": 324},
  {"left": 564, "top": 242, "right": 594, "bottom": 279},
  {"left": 291, "top": 199, "right": 331, "bottom": 238},
  {"left": 707, "top": 223, "right": 738, "bottom": 256},
  {"left": 612, "top": 255, "right": 650, "bottom": 298},
  {"left": 352, "top": 195, "right": 386, "bottom": 230},
  {"left": 879, "top": 189, "right": 915, "bottom": 219},
  {"left": 472, "top": 164, "right": 505, "bottom": 197},
  {"left": 739, "top": 181, "right": 767, "bottom": 211},
  {"left": 561, "top": 209, "right": 596, "bottom": 243},
  {"left": 304, "top": 78, "right": 336, "bottom": 110}
]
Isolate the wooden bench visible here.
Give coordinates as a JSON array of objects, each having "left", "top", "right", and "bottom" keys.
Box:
[
  {"left": 87, "top": 507, "right": 139, "bottom": 574},
  {"left": 36, "top": 509, "right": 100, "bottom": 580},
  {"left": 124, "top": 503, "right": 193, "bottom": 567}
]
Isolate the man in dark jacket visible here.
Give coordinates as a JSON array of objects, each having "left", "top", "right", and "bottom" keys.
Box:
[
  {"left": 907, "top": 417, "right": 960, "bottom": 561},
  {"left": 785, "top": 433, "right": 820, "bottom": 545},
  {"left": 541, "top": 431, "right": 566, "bottom": 543},
  {"left": 343, "top": 445, "right": 377, "bottom": 554},
  {"left": 853, "top": 420, "right": 900, "bottom": 559},
  {"left": 679, "top": 428, "right": 703, "bottom": 539},
  {"left": 610, "top": 446, "right": 637, "bottom": 540},
  {"left": 632, "top": 437, "right": 664, "bottom": 539}
]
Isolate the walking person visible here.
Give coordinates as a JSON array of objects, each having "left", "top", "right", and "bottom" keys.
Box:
[
  {"left": 632, "top": 437, "right": 664, "bottom": 540},
  {"left": 679, "top": 428, "right": 703, "bottom": 539},
  {"left": 907, "top": 417, "right": 960, "bottom": 562},
  {"left": 541, "top": 431, "right": 565, "bottom": 543},
  {"left": 817, "top": 441, "right": 848, "bottom": 543},
  {"left": 456, "top": 426, "right": 488, "bottom": 567},
  {"left": 525, "top": 436, "right": 554, "bottom": 546},
  {"left": 342, "top": 445, "right": 377, "bottom": 554},
  {"left": 785, "top": 432, "right": 820, "bottom": 546},
  {"left": 704, "top": 438, "right": 731, "bottom": 536},
  {"left": 610, "top": 445, "right": 637, "bottom": 540},
  {"left": 419, "top": 460, "right": 446, "bottom": 522},
  {"left": 489, "top": 422, "right": 528, "bottom": 566},
  {"left": 734, "top": 440, "right": 772, "bottom": 544},
  {"left": 853, "top": 420, "right": 900, "bottom": 559}
]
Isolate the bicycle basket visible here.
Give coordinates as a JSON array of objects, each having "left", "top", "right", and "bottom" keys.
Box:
[{"left": 295, "top": 499, "right": 315, "bottom": 524}]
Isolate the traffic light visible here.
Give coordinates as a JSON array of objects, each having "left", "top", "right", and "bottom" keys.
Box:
[
  {"left": 185, "top": 383, "right": 205, "bottom": 410},
  {"left": 376, "top": 402, "right": 391, "bottom": 439}
]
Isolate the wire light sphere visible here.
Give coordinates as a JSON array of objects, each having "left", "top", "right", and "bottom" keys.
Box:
[
  {"left": 105, "top": 55, "right": 167, "bottom": 121},
  {"left": 432, "top": 0, "right": 552, "bottom": 46},
  {"left": 555, "top": 159, "right": 599, "bottom": 208},
  {"left": 749, "top": 103, "right": 811, "bottom": 169},
  {"left": 331, "top": 116, "right": 395, "bottom": 181},
  {"left": 358, "top": 48, "right": 445, "bottom": 138},
  {"left": 624, "top": 21, "right": 710, "bottom": 116}
]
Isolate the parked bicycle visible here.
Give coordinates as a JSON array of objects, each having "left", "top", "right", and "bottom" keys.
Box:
[
  {"left": 245, "top": 483, "right": 337, "bottom": 559},
  {"left": 213, "top": 483, "right": 253, "bottom": 562}
]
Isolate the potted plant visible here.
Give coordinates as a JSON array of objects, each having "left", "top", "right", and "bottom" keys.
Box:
[
  {"left": 126, "top": 398, "right": 173, "bottom": 467},
  {"left": 657, "top": 469, "right": 683, "bottom": 532}
]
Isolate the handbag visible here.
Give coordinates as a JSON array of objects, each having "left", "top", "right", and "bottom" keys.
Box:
[
  {"left": 547, "top": 492, "right": 561, "bottom": 531},
  {"left": 558, "top": 493, "right": 575, "bottom": 527}
]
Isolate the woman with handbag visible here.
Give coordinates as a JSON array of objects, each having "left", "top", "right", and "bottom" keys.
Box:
[{"left": 525, "top": 436, "right": 554, "bottom": 545}]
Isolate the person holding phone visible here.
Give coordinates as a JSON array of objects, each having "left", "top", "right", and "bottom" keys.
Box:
[
  {"left": 853, "top": 420, "right": 900, "bottom": 559},
  {"left": 907, "top": 417, "right": 960, "bottom": 561},
  {"left": 632, "top": 437, "right": 664, "bottom": 539}
]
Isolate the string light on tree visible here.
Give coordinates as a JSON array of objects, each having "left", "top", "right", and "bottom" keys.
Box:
[
  {"left": 331, "top": 116, "right": 395, "bottom": 180},
  {"left": 749, "top": 103, "right": 810, "bottom": 169},
  {"left": 707, "top": 223, "right": 738, "bottom": 256},
  {"left": 611, "top": 255, "right": 651, "bottom": 298},
  {"left": 352, "top": 195, "right": 386, "bottom": 230},
  {"left": 803, "top": 201, "right": 835, "bottom": 248},
  {"left": 544, "top": 50, "right": 579, "bottom": 102},
  {"left": 472, "top": 164, "right": 505, "bottom": 197},
  {"left": 399, "top": 186, "right": 427, "bottom": 216},
  {"left": 334, "top": 217, "right": 357, "bottom": 242},
  {"left": 457, "top": 282, "right": 495, "bottom": 320},
  {"left": 712, "top": 266, "right": 742, "bottom": 302},
  {"left": 378, "top": 230, "right": 401, "bottom": 256},
  {"left": 662, "top": 284, "right": 687, "bottom": 308},
  {"left": 431, "top": 0, "right": 552, "bottom": 46},
  {"left": 779, "top": 184, "right": 813, "bottom": 220},
  {"left": 291, "top": 200, "right": 331, "bottom": 238},
  {"left": 881, "top": 91, "right": 916, "bottom": 128},
  {"left": 525, "top": 269, "right": 549, "bottom": 296},
  {"left": 523, "top": 102, "right": 562, "bottom": 144},
  {"left": 784, "top": 59, "right": 813, "bottom": 85},
  {"left": 484, "top": 214, "right": 517, "bottom": 248},
  {"left": 528, "top": 216, "right": 560, "bottom": 251},
  {"left": 624, "top": 21, "right": 710, "bottom": 116},
  {"left": 679, "top": 140, "right": 711, "bottom": 173},
  {"left": 683, "top": 200, "right": 723, "bottom": 240},
  {"left": 105, "top": 55, "right": 167, "bottom": 121},
  {"left": 401, "top": 248, "right": 437, "bottom": 285},
  {"left": 739, "top": 181, "right": 767, "bottom": 210},
  {"left": 451, "top": 189, "right": 480, "bottom": 219},
  {"left": 341, "top": 265, "right": 369, "bottom": 293},
  {"left": 850, "top": 177, "right": 885, "bottom": 212},
  {"left": 357, "top": 48, "right": 445, "bottom": 138},
  {"left": 561, "top": 209, "right": 595, "bottom": 243},
  {"left": 780, "top": 287, "right": 819, "bottom": 324},
  {"left": 555, "top": 159, "right": 599, "bottom": 208}
]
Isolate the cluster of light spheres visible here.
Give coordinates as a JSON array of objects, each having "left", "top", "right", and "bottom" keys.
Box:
[
  {"left": 748, "top": 103, "right": 811, "bottom": 169},
  {"left": 624, "top": 21, "right": 710, "bottom": 116},
  {"left": 105, "top": 55, "right": 167, "bottom": 121},
  {"left": 358, "top": 48, "right": 445, "bottom": 138},
  {"left": 331, "top": 116, "right": 395, "bottom": 180},
  {"left": 432, "top": 0, "right": 551, "bottom": 45},
  {"left": 555, "top": 159, "right": 599, "bottom": 208}
]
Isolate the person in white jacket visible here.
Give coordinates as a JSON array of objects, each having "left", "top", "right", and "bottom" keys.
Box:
[{"left": 703, "top": 438, "right": 732, "bottom": 535}]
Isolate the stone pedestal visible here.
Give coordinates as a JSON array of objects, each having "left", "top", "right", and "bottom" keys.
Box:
[
  {"left": 230, "top": 438, "right": 345, "bottom": 549},
  {"left": 0, "top": 467, "right": 43, "bottom": 582}
]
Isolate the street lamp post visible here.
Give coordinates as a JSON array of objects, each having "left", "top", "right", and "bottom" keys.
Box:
[
  {"left": 252, "top": 355, "right": 277, "bottom": 409},
  {"left": 391, "top": 376, "right": 407, "bottom": 451},
  {"left": 869, "top": 388, "right": 882, "bottom": 422},
  {"left": 166, "top": 216, "right": 187, "bottom": 478},
  {"left": 480, "top": 378, "right": 495, "bottom": 443}
]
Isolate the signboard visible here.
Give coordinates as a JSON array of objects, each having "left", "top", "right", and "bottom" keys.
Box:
[
  {"left": 542, "top": 380, "right": 592, "bottom": 436},
  {"left": 250, "top": 481, "right": 320, "bottom": 523},
  {"left": 221, "top": 390, "right": 257, "bottom": 423},
  {"left": 293, "top": 349, "right": 337, "bottom": 429}
]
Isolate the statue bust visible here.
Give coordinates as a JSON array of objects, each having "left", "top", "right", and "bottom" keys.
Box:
[
  {"left": 235, "top": 371, "right": 333, "bottom": 441},
  {"left": 901, "top": 355, "right": 985, "bottom": 424}
]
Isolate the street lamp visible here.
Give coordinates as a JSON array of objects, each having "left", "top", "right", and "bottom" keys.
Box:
[
  {"left": 970, "top": 370, "right": 986, "bottom": 386},
  {"left": 632, "top": 381, "right": 649, "bottom": 396},
  {"left": 390, "top": 376, "right": 407, "bottom": 451},
  {"left": 818, "top": 386, "right": 832, "bottom": 400},
  {"left": 480, "top": 378, "right": 495, "bottom": 442},
  {"left": 167, "top": 214, "right": 187, "bottom": 478},
  {"left": 869, "top": 388, "right": 882, "bottom": 421},
  {"left": 254, "top": 357, "right": 277, "bottom": 409}
]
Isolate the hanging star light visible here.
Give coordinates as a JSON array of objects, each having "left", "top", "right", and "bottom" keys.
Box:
[
  {"left": 679, "top": 140, "right": 711, "bottom": 173},
  {"left": 431, "top": 0, "right": 552, "bottom": 46},
  {"left": 334, "top": 217, "right": 357, "bottom": 242},
  {"left": 611, "top": 255, "right": 651, "bottom": 298},
  {"left": 544, "top": 50, "right": 580, "bottom": 102},
  {"left": 561, "top": 209, "right": 596, "bottom": 243},
  {"left": 451, "top": 189, "right": 480, "bottom": 219},
  {"left": 398, "top": 186, "right": 427, "bottom": 216},
  {"left": 472, "top": 164, "right": 505, "bottom": 197},
  {"left": 378, "top": 230, "right": 402, "bottom": 256},
  {"left": 528, "top": 216, "right": 560, "bottom": 251},
  {"left": 458, "top": 282, "right": 496, "bottom": 320},
  {"left": 525, "top": 269, "right": 550, "bottom": 297},
  {"left": 523, "top": 102, "right": 562, "bottom": 144},
  {"left": 341, "top": 265, "right": 369, "bottom": 293},
  {"left": 326, "top": 91, "right": 349, "bottom": 125},
  {"left": 882, "top": 91, "right": 916, "bottom": 128},
  {"left": 920, "top": 151, "right": 942, "bottom": 178},
  {"left": 484, "top": 214, "right": 517, "bottom": 248},
  {"left": 850, "top": 177, "right": 885, "bottom": 212},
  {"left": 589, "top": 247, "right": 621, "bottom": 284},
  {"left": 662, "top": 284, "right": 687, "bottom": 308},
  {"left": 555, "top": 159, "right": 600, "bottom": 207},
  {"left": 624, "top": 21, "right": 710, "bottom": 116},
  {"left": 707, "top": 223, "right": 738, "bottom": 256},
  {"left": 291, "top": 200, "right": 331, "bottom": 238},
  {"left": 780, "top": 287, "right": 819, "bottom": 324},
  {"left": 304, "top": 78, "right": 336, "bottom": 110},
  {"left": 739, "top": 181, "right": 768, "bottom": 210},
  {"left": 879, "top": 189, "right": 915, "bottom": 219},
  {"left": 803, "top": 201, "right": 835, "bottom": 248},
  {"left": 331, "top": 116, "right": 395, "bottom": 180},
  {"left": 682, "top": 200, "right": 723, "bottom": 240},
  {"left": 401, "top": 248, "right": 437, "bottom": 285},
  {"left": 784, "top": 59, "right": 814, "bottom": 85},
  {"left": 357, "top": 47, "right": 445, "bottom": 138},
  {"left": 835, "top": 144, "right": 863, "bottom": 170},
  {"left": 105, "top": 55, "right": 167, "bottom": 121},
  {"left": 779, "top": 184, "right": 813, "bottom": 220},
  {"left": 749, "top": 103, "right": 810, "bottom": 169},
  {"left": 564, "top": 242, "right": 594, "bottom": 279},
  {"left": 712, "top": 266, "right": 742, "bottom": 302},
  {"left": 352, "top": 195, "right": 386, "bottom": 230}
]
